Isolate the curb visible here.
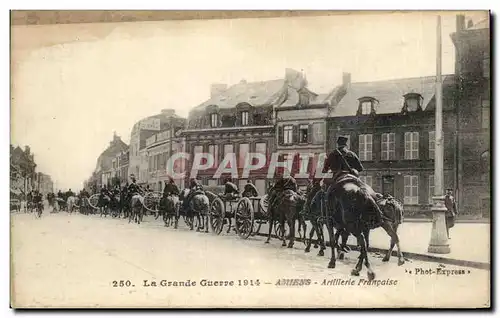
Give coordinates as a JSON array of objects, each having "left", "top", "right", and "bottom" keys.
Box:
[
  {"left": 255, "top": 232, "right": 490, "bottom": 271},
  {"left": 403, "top": 218, "right": 490, "bottom": 224}
]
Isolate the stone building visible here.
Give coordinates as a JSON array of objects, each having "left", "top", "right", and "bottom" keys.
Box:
[
  {"left": 181, "top": 69, "right": 312, "bottom": 194},
  {"left": 89, "top": 132, "right": 128, "bottom": 190}
]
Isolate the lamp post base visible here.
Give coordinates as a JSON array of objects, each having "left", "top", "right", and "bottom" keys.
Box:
[{"left": 427, "top": 195, "right": 450, "bottom": 254}]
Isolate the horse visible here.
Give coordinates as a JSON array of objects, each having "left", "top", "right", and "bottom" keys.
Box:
[
  {"left": 110, "top": 194, "right": 121, "bottom": 218},
  {"left": 129, "top": 193, "right": 144, "bottom": 224},
  {"left": 56, "top": 197, "right": 66, "bottom": 211},
  {"left": 299, "top": 187, "right": 328, "bottom": 256},
  {"left": 120, "top": 189, "right": 130, "bottom": 219},
  {"left": 159, "top": 194, "right": 180, "bottom": 227},
  {"left": 98, "top": 194, "right": 111, "bottom": 217},
  {"left": 266, "top": 187, "right": 303, "bottom": 248},
  {"left": 67, "top": 196, "right": 78, "bottom": 214},
  {"left": 178, "top": 188, "right": 210, "bottom": 232},
  {"left": 324, "top": 174, "right": 404, "bottom": 281},
  {"left": 79, "top": 196, "right": 90, "bottom": 215}
]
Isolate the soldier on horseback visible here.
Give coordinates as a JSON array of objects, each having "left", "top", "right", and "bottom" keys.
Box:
[
  {"left": 323, "top": 136, "right": 384, "bottom": 228},
  {"left": 268, "top": 174, "right": 298, "bottom": 214},
  {"left": 183, "top": 177, "right": 203, "bottom": 212},
  {"left": 66, "top": 188, "right": 75, "bottom": 199},
  {"left": 242, "top": 180, "right": 259, "bottom": 198},
  {"left": 163, "top": 176, "right": 180, "bottom": 197},
  {"left": 223, "top": 177, "right": 240, "bottom": 200},
  {"left": 127, "top": 175, "right": 143, "bottom": 196},
  {"left": 301, "top": 177, "right": 323, "bottom": 215}
]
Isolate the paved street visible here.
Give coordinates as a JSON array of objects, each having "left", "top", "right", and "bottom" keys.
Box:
[{"left": 11, "top": 211, "right": 489, "bottom": 308}]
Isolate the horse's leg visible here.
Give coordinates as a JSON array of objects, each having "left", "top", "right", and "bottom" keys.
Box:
[
  {"left": 382, "top": 223, "right": 397, "bottom": 262},
  {"left": 381, "top": 222, "right": 404, "bottom": 265},
  {"left": 287, "top": 214, "right": 295, "bottom": 248},
  {"left": 305, "top": 221, "right": 314, "bottom": 253},
  {"left": 318, "top": 223, "right": 326, "bottom": 256},
  {"left": 325, "top": 219, "right": 337, "bottom": 269},
  {"left": 279, "top": 212, "right": 287, "bottom": 247},
  {"left": 361, "top": 232, "right": 376, "bottom": 281},
  {"left": 265, "top": 211, "right": 273, "bottom": 244},
  {"left": 351, "top": 234, "right": 365, "bottom": 277}
]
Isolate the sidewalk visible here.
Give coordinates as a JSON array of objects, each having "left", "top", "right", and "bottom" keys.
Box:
[
  {"left": 347, "top": 222, "right": 490, "bottom": 269},
  {"left": 256, "top": 222, "right": 490, "bottom": 270}
]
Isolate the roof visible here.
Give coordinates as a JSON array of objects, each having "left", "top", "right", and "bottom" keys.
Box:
[
  {"left": 466, "top": 18, "right": 489, "bottom": 30},
  {"left": 191, "top": 79, "right": 286, "bottom": 112},
  {"left": 329, "top": 75, "right": 456, "bottom": 117}
]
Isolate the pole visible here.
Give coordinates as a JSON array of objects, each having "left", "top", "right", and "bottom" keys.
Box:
[{"left": 428, "top": 15, "right": 450, "bottom": 254}]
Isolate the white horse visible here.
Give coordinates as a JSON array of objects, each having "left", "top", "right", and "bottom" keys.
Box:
[{"left": 67, "top": 196, "right": 78, "bottom": 214}]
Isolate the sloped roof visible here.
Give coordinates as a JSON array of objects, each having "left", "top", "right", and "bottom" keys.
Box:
[
  {"left": 466, "top": 18, "right": 489, "bottom": 30},
  {"left": 191, "top": 79, "right": 286, "bottom": 112},
  {"left": 329, "top": 75, "right": 456, "bottom": 117}
]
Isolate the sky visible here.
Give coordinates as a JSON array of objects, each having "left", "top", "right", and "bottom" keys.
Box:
[{"left": 10, "top": 11, "right": 487, "bottom": 191}]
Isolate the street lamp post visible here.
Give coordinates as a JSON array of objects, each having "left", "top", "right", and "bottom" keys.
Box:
[{"left": 428, "top": 15, "right": 450, "bottom": 254}]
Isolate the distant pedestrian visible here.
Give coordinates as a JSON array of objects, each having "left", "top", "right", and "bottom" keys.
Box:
[{"left": 444, "top": 188, "right": 458, "bottom": 239}]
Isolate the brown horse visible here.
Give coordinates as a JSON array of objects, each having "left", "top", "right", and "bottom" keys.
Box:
[
  {"left": 266, "top": 189, "right": 302, "bottom": 248},
  {"left": 324, "top": 175, "right": 405, "bottom": 281}
]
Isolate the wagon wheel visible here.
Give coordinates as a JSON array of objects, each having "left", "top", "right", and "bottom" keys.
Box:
[
  {"left": 235, "top": 197, "right": 254, "bottom": 239},
  {"left": 143, "top": 192, "right": 161, "bottom": 214},
  {"left": 209, "top": 198, "right": 225, "bottom": 235},
  {"left": 88, "top": 194, "right": 100, "bottom": 210}
]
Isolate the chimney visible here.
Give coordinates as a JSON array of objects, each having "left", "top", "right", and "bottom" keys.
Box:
[
  {"left": 456, "top": 15, "right": 465, "bottom": 32},
  {"left": 210, "top": 83, "right": 227, "bottom": 98},
  {"left": 161, "top": 109, "right": 175, "bottom": 117},
  {"left": 342, "top": 72, "right": 351, "bottom": 88}
]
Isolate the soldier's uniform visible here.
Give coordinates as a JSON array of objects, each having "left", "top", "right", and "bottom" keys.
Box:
[
  {"left": 268, "top": 176, "right": 298, "bottom": 213},
  {"left": 323, "top": 136, "right": 384, "bottom": 228},
  {"left": 163, "top": 177, "right": 180, "bottom": 197},
  {"left": 444, "top": 189, "right": 458, "bottom": 239},
  {"left": 242, "top": 180, "right": 259, "bottom": 198},
  {"left": 224, "top": 178, "right": 240, "bottom": 200},
  {"left": 302, "top": 178, "right": 322, "bottom": 215},
  {"left": 183, "top": 178, "right": 203, "bottom": 211}
]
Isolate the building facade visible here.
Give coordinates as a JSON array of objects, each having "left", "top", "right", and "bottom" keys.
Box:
[
  {"left": 451, "top": 15, "right": 490, "bottom": 217},
  {"left": 181, "top": 69, "right": 311, "bottom": 195},
  {"left": 128, "top": 109, "right": 185, "bottom": 185},
  {"left": 37, "top": 172, "right": 54, "bottom": 195},
  {"left": 10, "top": 145, "right": 37, "bottom": 195}
]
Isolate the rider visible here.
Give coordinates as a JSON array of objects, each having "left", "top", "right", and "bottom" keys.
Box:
[
  {"left": 163, "top": 176, "right": 180, "bottom": 197},
  {"left": 242, "top": 180, "right": 259, "bottom": 198},
  {"left": 66, "top": 188, "right": 75, "bottom": 199},
  {"left": 323, "top": 136, "right": 384, "bottom": 227},
  {"left": 223, "top": 177, "right": 240, "bottom": 200},
  {"left": 127, "top": 175, "right": 143, "bottom": 196},
  {"left": 268, "top": 174, "right": 298, "bottom": 213},
  {"left": 183, "top": 177, "right": 203, "bottom": 211}
]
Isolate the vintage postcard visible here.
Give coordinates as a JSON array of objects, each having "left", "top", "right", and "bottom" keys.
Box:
[{"left": 10, "top": 10, "right": 491, "bottom": 308}]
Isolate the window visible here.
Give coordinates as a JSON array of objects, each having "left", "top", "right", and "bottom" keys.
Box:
[
  {"left": 210, "top": 113, "right": 218, "bottom": 128},
  {"left": 224, "top": 144, "right": 233, "bottom": 157},
  {"left": 483, "top": 51, "right": 490, "bottom": 78},
  {"left": 404, "top": 175, "right": 419, "bottom": 205},
  {"left": 241, "top": 111, "right": 249, "bottom": 126},
  {"left": 299, "top": 124, "right": 309, "bottom": 143},
  {"left": 311, "top": 122, "right": 325, "bottom": 144},
  {"left": 403, "top": 93, "right": 422, "bottom": 112},
  {"left": 359, "top": 134, "right": 373, "bottom": 161},
  {"left": 255, "top": 142, "right": 266, "bottom": 156},
  {"left": 482, "top": 99, "right": 490, "bottom": 129},
  {"left": 429, "top": 131, "right": 435, "bottom": 160},
  {"left": 208, "top": 145, "right": 219, "bottom": 167},
  {"left": 239, "top": 143, "right": 249, "bottom": 167},
  {"left": 361, "top": 101, "right": 371, "bottom": 115},
  {"left": 283, "top": 125, "right": 293, "bottom": 145},
  {"left": 428, "top": 174, "right": 434, "bottom": 204},
  {"left": 381, "top": 133, "right": 396, "bottom": 160},
  {"left": 404, "top": 132, "right": 419, "bottom": 160},
  {"left": 360, "top": 175, "right": 373, "bottom": 188}
]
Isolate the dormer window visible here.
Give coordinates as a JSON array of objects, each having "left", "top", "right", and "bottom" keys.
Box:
[
  {"left": 241, "top": 111, "right": 249, "bottom": 126},
  {"left": 210, "top": 113, "right": 219, "bottom": 128},
  {"left": 402, "top": 93, "right": 423, "bottom": 113},
  {"left": 357, "top": 97, "right": 378, "bottom": 116}
]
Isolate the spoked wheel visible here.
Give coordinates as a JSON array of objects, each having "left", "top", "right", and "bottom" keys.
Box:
[
  {"left": 209, "top": 198, "right": 225, "bottom": 235},
  {"left": 235, "top": 197, "right": 254, "bottom": 239}
]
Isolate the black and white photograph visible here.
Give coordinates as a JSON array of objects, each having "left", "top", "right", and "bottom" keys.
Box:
[{"left": 9, "top": 10, "right": 491, "bottom": 308}]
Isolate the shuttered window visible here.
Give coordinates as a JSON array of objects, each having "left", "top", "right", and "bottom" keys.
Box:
[{"left": 359, "top": 134, "right": 373, "bottom": 161}]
